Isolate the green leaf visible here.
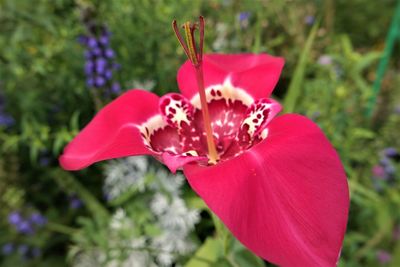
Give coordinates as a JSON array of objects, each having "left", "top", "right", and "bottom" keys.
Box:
[
  {"left": 230, "top": 238, "right": 265, "bottom": 267},
  {"left": 355, "top": 52, "right": 381, "bottom": 73},
  {"left": 213, "top": 259, "right": 233, "bottom": 267},
  {"left": 233, "top": 250, "right": 265, "bottom": 267},
  {"left": 350, "top": 128, "right": 376, "bottom": 139},
  {"left": 185, "top": 237, "right": 224, "bottom": 267},
  {"left": 283, "top": 21, "right": 319, "bottom": 113}
]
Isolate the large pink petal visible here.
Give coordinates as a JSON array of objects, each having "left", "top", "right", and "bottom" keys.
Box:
[
  {"left": 59, "top": 90, "right": 159, "bottom": 170},
  {"left": 184, "top": 114, "right": 349, "bottom": 267},
  {"left": 177, "top": 53, "right": 284, "bottom": 100}
]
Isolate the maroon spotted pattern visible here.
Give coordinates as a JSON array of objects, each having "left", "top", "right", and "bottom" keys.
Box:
[{"left": 145, "top": 90, "right": 275, "bottom": 162}]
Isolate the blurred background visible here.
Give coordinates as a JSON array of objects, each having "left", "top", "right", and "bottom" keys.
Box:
[{"left": 1, "top": 0, "right": 400, "bottom": 266}]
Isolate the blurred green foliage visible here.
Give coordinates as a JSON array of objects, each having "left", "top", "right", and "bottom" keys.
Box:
[{"left": 1, "top": 0, "right": 400, "bottom": 266}]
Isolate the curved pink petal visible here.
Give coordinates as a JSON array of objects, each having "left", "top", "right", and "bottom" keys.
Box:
[
  {"left": 59, "top": 90, "right": 160, "bottom": 170},
  {"left": 177, "top": 55, "right": 226, "bottom": 100},
  {"left": 184, "top": 114, "right": 349, "bottom": 267},
  {"left": 161, "top": 152, "right": 207, "bottom": 174},
  {"left": 177, "top": 53, "right": 284, "bottom": 100}
]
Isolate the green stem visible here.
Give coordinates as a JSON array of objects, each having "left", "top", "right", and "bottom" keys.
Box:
[
  {"left": 208, "top": 209, "right": 232, "bottom": 258},
  {"left": 252, "top": 10, "right": 262, "bottom": 53},
  {"left": 366, "top": 0, "right": 400, "bottom": 118},
  {"left": 47, "top": 222, "right": 77, "bottom": 236},
  {"left": 283, "top": 20, "right": 319, "bottom": 113}
]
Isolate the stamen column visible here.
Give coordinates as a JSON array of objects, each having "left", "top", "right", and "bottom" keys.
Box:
[{"left": 172, "top": 16, "right": 219, "bottom": 164}]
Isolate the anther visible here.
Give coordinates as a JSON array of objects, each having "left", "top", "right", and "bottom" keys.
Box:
[
  {"left": 172, "top": 16, "right": 205, "bottom": 67},
  {"left": 172, "top": 16, "right": 219, "bottom": 164}
]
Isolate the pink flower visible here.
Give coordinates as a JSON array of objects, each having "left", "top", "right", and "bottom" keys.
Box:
[
  {"left": 372, "top": 165, "right": 386, "bottom": 178},
  {"left": 60, "top": 19, "right": 349, "bottom": 267},
  {"left": 376, "top": 250, "right": 392, "bottom": 264}
]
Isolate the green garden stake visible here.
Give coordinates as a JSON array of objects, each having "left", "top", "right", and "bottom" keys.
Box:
[{"left": 366, "top": 0, "right": 400, "bottom": 118}]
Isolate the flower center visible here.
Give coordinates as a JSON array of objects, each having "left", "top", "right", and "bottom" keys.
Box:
[
  {"left": 138, "top": 81, "right": 281, "bottom": 165},
  {"left": 137, "top": 16, "right": 282, "bottom": 168}
]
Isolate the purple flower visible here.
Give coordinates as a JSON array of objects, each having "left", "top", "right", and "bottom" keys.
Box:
[
  {"left": 0, "top": 92, "right": 14, "bottom": 127},
  {"left": 384, "top": 163, "right": 395, "bottom": 175},
  {"left": 305, "top": 15, "right": 315, "bottom": 25},
  {"left": 238, "top": 12, "right": 251, "bottom": 29},
  {"left": 95, "top": 58, "right": 107, "bottom": 74},
  {"left": 103, "top": 192, "right": 111, "bottom": 202},
  {"left": 104, "top": 69, "right": 113, "bottom": 80},
  {"left": 0, "top": 113, "right": 14, "bottom": 127},
  {"left": 383, "top": 147, "right": 398, "bottom": 157},
  {"left": 87, "top": 37, "right": 98, "bottom": 49},
  {"left": 17, "top": 220, "right": 34, "bottom": 234},
  {"left": 239, "top": 12, "right": 250, "bottom": 22},
  {"left": 92, "top": 47, "right": 102, "bottom": 56},
  {"left": 376, "top": 250, "right": 392, "bottom": 264},
  {"left": 99, "top": 35, "right": 109, "bottom": 45},
  {"left": 69, "top": 197, "right": 83, "bottom": 209},
  {"left": 372, "top": 147, "right": 397, "bottom": 191},
  {"left": 79, "top": 24, "right": 121, "bottom": 96},
  {"left": 85, "top": 61, "right": 94, "bottom": 74},
  {"left": 95, "top": 76, "right": 106, "bottom": 87},
  {"left": 84, "top": 50, "right": 92, "bottom": 59},
  {"left": 105, "top": 48, "right": 115, "bottom": 58},
  {"left": 86, "top": 78, "right": 95, "bottom": 87},
  {"left": 77, "top": 35, "right": 87, "bottom": 45},
  {"left": 39, "top": 156, "right": 51, "bottom": 167},
  {"left": 2, "top": 243, "right": 14, "bottom": 255},
  {"left": 317, "top": 55, "right": 333, "bottom": 66},
  {"left": 29, "top": 212, "right": 47, "bottom": 227},
  {"left": 8, "top": 211, "right": 22, "bottom": 226},
  {"left": 111, "top": 82, "right": 121, "bottom": 94}
]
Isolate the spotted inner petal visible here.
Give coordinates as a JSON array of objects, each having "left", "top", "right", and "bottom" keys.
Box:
[
  {"left": 194, "top": 99, "right": 247, "bottom": 155},
  {"left": 160, "top": 93, "right": 194, "bottom": 129},
  {"left": 139, "top": 83, "right": 281, "bottom": 168},
  {"left": 160, "top": 93, "right": 203, "bottom": 153},
  {"left": 237, "top": 98, "right": 282, "bottom": 148},
  {"left": 150, "top": 125, "right": 182, "bottom": 154}
]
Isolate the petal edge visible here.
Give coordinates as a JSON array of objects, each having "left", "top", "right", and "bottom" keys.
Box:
[{"left": 59, "top": 90, "right": 160, "bottom": 170}]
